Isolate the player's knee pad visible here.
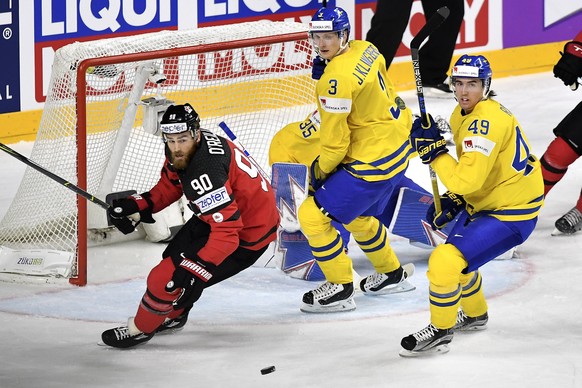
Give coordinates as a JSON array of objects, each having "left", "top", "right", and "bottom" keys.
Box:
[
  {"left": 460, "top": 270, "right": 480, "bottom": 291},
  {"left": 427, "top": 243, "right": 468, "bottom": 287},
  {"left": 298, "top": 196, "right": 331, "bottom": 237},
  {"left": 142, "top": 258, "right": 181, "bottom": 315},
  {"left": 542, "top": 136, "right": 579, "bottom": 170},
  {"left": 344, "top": 216, "right": 377, "bottom": 237}
]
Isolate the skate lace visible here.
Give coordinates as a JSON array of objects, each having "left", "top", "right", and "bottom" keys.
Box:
[
  {"left": 455, "top": 310, "right": 468, "bottom": 327},
  {"left": 312, "top": 282, "right": 340, "bottom": 298},
  {"left": 114, "top": 327, "right": 131, "bottom": 341},
  {"left": 365, "top": 272, "right": 388, "bottom": 288},
  {"left": 561, "top": 208, "right": 582, "bottom": 227},
  {"left": 413, "top": 324, "right": 439, "bottom": 341}
]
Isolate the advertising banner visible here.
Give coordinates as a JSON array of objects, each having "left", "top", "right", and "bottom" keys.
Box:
[
  {"left": 197, "top": 0, "right": 328, "bottom": 27},
  {"left": 33, "top": 0, "right": 179, "bottom": 102},
  {"left": 503, "top": 0, "right": 582, "bottom": 47},
  {"left": 0, "top": 0, "right": 20, "bottom": 114}
]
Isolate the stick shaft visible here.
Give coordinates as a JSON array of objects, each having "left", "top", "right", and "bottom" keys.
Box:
[
  {"left": 0, "top": 142, "right": 110, "bottom": 210},
  {"left": 218, "top": 121, "right": 270, "bottom": 180},
  {"left": 409, "top": 6, "right": 450, "bottom": 213}
]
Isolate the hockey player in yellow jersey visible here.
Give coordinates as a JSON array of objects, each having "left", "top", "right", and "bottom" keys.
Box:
[
  {"left": 402, "top": 54, "right": 544, "bottom": 356},
  {"left": 297, "top": 6, "right": 417, "bottom": 313}
]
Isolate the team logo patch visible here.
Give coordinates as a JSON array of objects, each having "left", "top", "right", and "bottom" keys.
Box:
[
  {"left": 452, "top": 65, "right": 480, "bottom": 78},
  {"left": 194, "top": 186, "right": 230, "bottom": 213},
  {"left": 212, "top": 212, "right": 224, "bottom": 223},
  {"left": 309, "top": 110, "right": 321, "bottom": 127},
  {"left": 309, "top": 20, "right": 333, "bottom": 31},
  {"left": 319, "top": 97, "right": 352, "bottom": 113},
  {"left": 462, "top": 136, "right": 496, "bottom": 156},
  {"left": 160, "top": 122, "right": 188, "bottom": 134}
]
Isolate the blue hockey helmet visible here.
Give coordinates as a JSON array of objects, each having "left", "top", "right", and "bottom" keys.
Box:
[
  {"left": 451, "top": 54, "right": 493, "bottom": 97},
  {"left": 160, "top": 103, "right": 200, "bottom": 140},
  {"left": 309, "top": 7, "right": 351, "bottom": 39}
]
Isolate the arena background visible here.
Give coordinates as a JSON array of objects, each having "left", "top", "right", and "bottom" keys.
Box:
[{"left": 0, "top": 0, "right": 580, "bottom": 143}]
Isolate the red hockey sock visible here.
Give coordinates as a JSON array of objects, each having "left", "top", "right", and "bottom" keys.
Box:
[{"left": 540, "top": 137, "right": 580, "bottom": 196}]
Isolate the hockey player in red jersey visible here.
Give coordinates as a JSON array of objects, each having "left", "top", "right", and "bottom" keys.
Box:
[
  {"left": 101, "top": 103, "right": 279, "bottom": 348},
  {"left": 540, "top": 30, "right": 582, "bottom": 235}
]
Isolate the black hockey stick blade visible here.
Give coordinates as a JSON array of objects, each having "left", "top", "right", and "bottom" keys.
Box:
[
  {"left": 410, "top": 7, "right": 450, "bottom": 50},
  {"left": 0, "top": 141, "right": 110, "bottom": 210}
]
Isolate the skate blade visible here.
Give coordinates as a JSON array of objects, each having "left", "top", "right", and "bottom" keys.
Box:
[
  {"left": 399, "top": 344, "right": 450, "bottom": 358},
  {"left": 300, "top": 299, "right": 356, "bottom": 313},
  {"left": 364, "top": 263, "right": 416, "bottom": 295},
  {"left": 455, "top": 325, "right": 487, "bottom": 333},
  {"left": 366, "top": 280, "right": 416, "bottom": 296},
  {"left": 156, "top": 326, "right": 185, "bottom": 335}
]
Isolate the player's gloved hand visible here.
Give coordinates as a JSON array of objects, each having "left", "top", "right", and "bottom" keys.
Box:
[
  {"left": 165, "top": 253, "right": 216, "bottom": 310},
  {"left": 312, "top": 56, "right": 327, "bottom": 80},
  {"left": 409, "top": 114, "right": 448, "bottom": 164},
  {"left": 108, "top": 193, "right": 155, "bottom": 234},
  {"left": 553, "top": 41, "right": 582, "bottom": 90},
  {"left": 426, "top": 191, "right": 466, "bottom": 230},
  {"left": 309, "top": 156, "right": 334, "bottom": 191}
]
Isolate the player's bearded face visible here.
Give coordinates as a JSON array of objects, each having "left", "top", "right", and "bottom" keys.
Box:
[{"left": 166, "top": 132, "right": 198, "bottom": 170}]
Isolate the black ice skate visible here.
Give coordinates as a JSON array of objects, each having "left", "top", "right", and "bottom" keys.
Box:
[
  {"left": 300, "top": 281, "right": 355, "bottom": 313},
  {"left": 100, "top": 318, "right": 153, "bottom": 349},
  {"left": 400, "top": 323, "right": 453, "bottom": 357},
  {"left": 359, "top": 263, "right": 415, "bottom": 295},
  {"left": 156, "top": 312, "right": 189, "bottom": 334},
  {"left": 454, "top": 310, "right": 488, "bottom": 332},
  {"left": 552, "top": 207, "right": 582, "bottom": 235}
]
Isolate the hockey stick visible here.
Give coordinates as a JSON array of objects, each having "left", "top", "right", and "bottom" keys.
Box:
[
  {"left": 0, "top": 142, "right": 110, "bottom": 210},
  {"left": 410, "top": 6, "right": 450, "bottom": 214},
  {"left": 218, "top": 121, "right": 270, "bottom": 180}
]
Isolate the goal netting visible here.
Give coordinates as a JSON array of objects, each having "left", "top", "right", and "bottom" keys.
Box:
[{"left": 0, "top": 21, "right": 316, "bottom": 285}]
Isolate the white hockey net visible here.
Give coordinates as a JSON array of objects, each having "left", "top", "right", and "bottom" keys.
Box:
[{"left": 0, "top": 21, "right": 316, "bottom": 285}]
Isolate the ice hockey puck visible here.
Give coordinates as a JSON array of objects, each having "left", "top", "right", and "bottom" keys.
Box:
[{"left": 260, "top": 366, "right": 276, "bottom": 375}]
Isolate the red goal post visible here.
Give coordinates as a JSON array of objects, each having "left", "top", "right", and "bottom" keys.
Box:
[{"left": 0, "top": 21, "right": 316, "bottom": 286}]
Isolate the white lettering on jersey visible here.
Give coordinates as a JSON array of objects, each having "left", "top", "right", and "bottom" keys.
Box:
[
  {"left": 462, "top": 136, "right": 496, "bottom": 157},
  {"left": 194, "top": 186, "right": 230, "bottom": 213},
  {"left": 179, "top": 256, "right": 212, "bottom": 281},
  {"left": 319, "top": 97, "right": 352, "bottom": 113}
]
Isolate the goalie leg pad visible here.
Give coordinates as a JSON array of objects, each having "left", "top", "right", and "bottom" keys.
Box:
[
  {"left": 271, "top": 163, "right": 325, "bottom": 280},
  {"left": 275, "top": 229, "right": 325, "bottom": 281},
  {"left": 385, "top": 187, "right": 458, "bottom": 248},
  {"left": 271, "top": 163, "right": 308, "bottom": 233}
]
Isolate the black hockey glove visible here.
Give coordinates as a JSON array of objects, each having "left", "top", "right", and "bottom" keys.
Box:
[
  {"left": 165, "top": 253, "right": 217, "bottom": 310},
  {"left": 312, "top": 56, "right": 327, "bottom": 80},
  {"left": 409, "top": 114, "right": 449, "bottom": 164},
  {"left": 553, "top": 41, "right": 582, "bottom": 90},
  {"left": 426, "top": 191, "right": 466, "bottom": 230},
  {"left": 108, "top": 193, "right": 155, "bottom": 234}
]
